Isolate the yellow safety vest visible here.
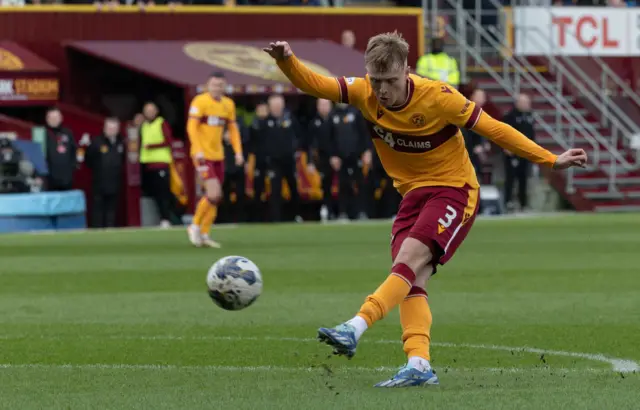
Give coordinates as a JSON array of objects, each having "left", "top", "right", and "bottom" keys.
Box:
[
  {"left": 140, "top": 117, "right": 172, "bottom": 164},
  {"left": 416, "top": 53, "right": 460, "bottom": 87}
]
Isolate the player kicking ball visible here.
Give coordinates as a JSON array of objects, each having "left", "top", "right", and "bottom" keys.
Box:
[{"left": 264, "top": 32, "right": 587, "bottom": 387}]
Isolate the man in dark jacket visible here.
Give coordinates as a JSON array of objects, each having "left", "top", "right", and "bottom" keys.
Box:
[
  {"left": 85, "top": 117, "right": 125, "bottom": 228},
  {"left": 254, "top": 94, "right": 303, "bottom": 222},
  {"left": 327, "top": 102, "right": 371, "bottom": 220},
  {"left": 306, "top": 98, "right": 333, "bottom": 222},
  {"left": 502, "top": 94, "right": 535, "bottom": 211},
  {"left": 248, "top": 101, "right": 270, "bottom": 221},
  {"left": 45, "top": 107, "right": 77, "bottom": 191},
  {"left": 222, "top": 124, "right": 249, "bottom": 222}
]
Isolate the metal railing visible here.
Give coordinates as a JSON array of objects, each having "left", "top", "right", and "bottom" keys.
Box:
[
  {"left": 426, "top": 0, "right": 638, "bottom": 194},
  {"left": 511, "top": 7, "right": 640, "bottom": 147}
]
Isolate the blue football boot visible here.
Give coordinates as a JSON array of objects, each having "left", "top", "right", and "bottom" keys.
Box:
[
  {"left": 317, "top": 323, "right": 358, "bottom": 359},
  {"left": 374, "top": 364, "right": 440, "bottom": 387}
]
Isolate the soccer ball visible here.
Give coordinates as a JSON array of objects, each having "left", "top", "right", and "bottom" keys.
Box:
[{"left": 206, "top": 256, "right": 263, "bottom": 311}]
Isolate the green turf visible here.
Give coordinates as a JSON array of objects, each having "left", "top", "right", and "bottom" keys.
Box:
[{"left": 0, "top": 214, "right": 639, "bottom": 409}]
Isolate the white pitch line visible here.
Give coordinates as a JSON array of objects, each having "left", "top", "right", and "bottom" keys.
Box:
[
  {"left": 2, "top": 334, "right": 637, "bottom": 373},
  {"left": 98, "top": 335, "right": 640, "bottom": 372},
  {"left": 0, "top": 363, "right": 615, "bottom": 374}
]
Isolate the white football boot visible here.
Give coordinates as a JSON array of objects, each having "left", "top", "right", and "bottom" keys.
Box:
[
  {"left": 200, "top": 234, "right": 221, "bottom": 249},
  {"left": 187, "top": 224, "right": 202, "bottom": 247}
]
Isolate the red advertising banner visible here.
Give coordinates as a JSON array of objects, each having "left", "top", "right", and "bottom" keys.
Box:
[{"left": 0, "top": 6, "right": 424, "bottom": 73}]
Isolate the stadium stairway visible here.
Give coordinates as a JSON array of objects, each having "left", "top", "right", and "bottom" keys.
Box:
[{"left": 470, "top": 64, "right": 640, "bottom": 212}]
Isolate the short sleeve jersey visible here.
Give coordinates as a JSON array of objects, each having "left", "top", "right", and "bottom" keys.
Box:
[{"left": 188, "top": 93, "right": 237, "bottom": 161}]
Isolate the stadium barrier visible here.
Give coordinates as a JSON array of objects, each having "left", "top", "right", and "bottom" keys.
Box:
[{"left": 0, "top": 190, "right": 86, "bottom": 233}]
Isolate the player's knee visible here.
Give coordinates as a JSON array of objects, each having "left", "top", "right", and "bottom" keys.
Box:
[
  {"left": 205, "top": 181, "right": 222, "bottom": 204},
  {"left": 413, "top": 265, "right": 434, "bottom": 289},
  {"left": 394, "top": 237, "right": 434, "bottom": 276},
  {"left": 206, "top": 188, "right": 222, "bottom": 204},
  {"left": 206, "top": 192, "right": 221, "bottom": 205}
]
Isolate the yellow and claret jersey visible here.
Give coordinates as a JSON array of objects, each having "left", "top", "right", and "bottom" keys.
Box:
[
  {"left": 278, "top": 55, "right": 557, "bottom": 196},
  {"left": 187, "top": 93, "right": 242, "bottom": 161}
]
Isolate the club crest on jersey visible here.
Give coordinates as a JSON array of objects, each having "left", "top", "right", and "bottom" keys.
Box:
[
  {"left": 440, "top": 85, "right": 452, "bottom": 94},
  {"left": 410, "top": 113, "right": 426, "bottom": 128}
]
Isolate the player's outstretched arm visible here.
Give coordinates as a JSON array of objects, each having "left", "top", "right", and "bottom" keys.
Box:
[
  {"left": 472, "top": 113, "right": 587, "bottom": 170},
  {"left": 438, "top": 85, "right": 587, "bottom": 170},
  {"left": 263, "top": 41, "right": 345, "bottom": 103}
]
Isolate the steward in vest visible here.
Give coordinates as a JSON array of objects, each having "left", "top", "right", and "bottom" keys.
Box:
[
  {"left": 416, "top": 38, "right": 460, "bottom": 88},
  {"left": 140, "top": 102, "right": 174, "bottom": 228}
]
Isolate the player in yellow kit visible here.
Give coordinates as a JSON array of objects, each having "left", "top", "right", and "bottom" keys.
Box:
[
  {"left": 187, "top": 72, "right": 244, "bottom": 248},
  {"left": 264, "top": 33, "right": 587, "bottom": 387}
]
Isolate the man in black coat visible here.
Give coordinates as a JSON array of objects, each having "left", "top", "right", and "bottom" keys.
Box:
[
  {"left": 85, "top": 117, "right": 125, "bottom": 228},
  {"left": 253, "top": 94, "right": 303, "bottom": 223},
  {"left": 502, "top": 94, "right": 535, "bottom": 212},
  {"left": 306, "top": 98, "right": 333, "bottom": 221},
  {"left": 222, "top": 123, "right": 250, "bottom": 223},
  {"left": 327, "top": 102, "right": 371, "bottom": 220},
  {"left": 45, "top": 107, "right": 77, "bottom": 191},
  {"left": 248, "top": 101, "right": 270, "bottom": 221}
]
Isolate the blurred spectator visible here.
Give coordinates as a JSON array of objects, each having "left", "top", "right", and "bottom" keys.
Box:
[
  {"left": 341, "top": 30, "right": 356, "bottom": 49},
  {"left": 139, "top": 102, "right": 174, "bottom": 228},
  {"left": 306, "top": 98, "right": 333, "bottom": 222},
  {"left": 264, "top": 94, "right": 302, "bottom": 223},
  {"left": 45, "top": 107, "right": 77, "bottom": 192},
  {"left": 85, "top": 117, "right": 125, "bottom": 228},
  {"left": 462, "top": 89, "right": 490, "bottom": 179},
  {"left": 502, "top": 94, "right": 535, "bottom": 212},
  {"left": 416, "top": 38, "right": 460, "bottom": 88},
  {"left": 327, "top": 102, "right": 371, "bottom": 221},
  {"left": 248, "top": 101, "right": 270, "bottom": 221},
  {"left": 222, "top": 125, "right": 249, "bottom": 223},
  {"left": 369, "top": 149, "right": 400, "bottom": 219},
  {"left": 0, "top": 138, "right": 31, "bottom": 194}
]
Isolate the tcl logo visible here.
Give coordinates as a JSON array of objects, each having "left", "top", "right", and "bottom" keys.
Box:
[
  {"left": 513, "top": 7, "right": 640, "bottom": 56},
  {"left": 0, "top": 79, "right": 13, "bottom": 95},
  {"left": 552, "top": 15, "right": 619, "bottom": 49}
]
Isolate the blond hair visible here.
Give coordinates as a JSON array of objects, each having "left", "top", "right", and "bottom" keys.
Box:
[{"left": 364, "top": 31, "right": 409, "bottom": 73}]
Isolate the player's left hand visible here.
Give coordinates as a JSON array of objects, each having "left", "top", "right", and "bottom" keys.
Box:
[
  {"left": 235, "top": 153, "right": 244, "bottom": 167},
  {"left": 553, "top": 148, "right": 588, "bottom": 170}
]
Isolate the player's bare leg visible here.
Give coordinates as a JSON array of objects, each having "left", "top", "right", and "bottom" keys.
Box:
[
  {"left": 317, "top": 238, "right": 433, "bottom": 358},
  {"left": 189, "top": 198, "right": 207, "bottom": 247},
  {"left": 375, "top": 263, "right": 439, "bottom": 387},
  {"left": 200, "top": 178, "right": 222, "bottom": 248}
]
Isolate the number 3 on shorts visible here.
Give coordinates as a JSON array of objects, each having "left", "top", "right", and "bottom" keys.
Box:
[{"left": 438, "top": 205, "right": 457, "bottom": 229}]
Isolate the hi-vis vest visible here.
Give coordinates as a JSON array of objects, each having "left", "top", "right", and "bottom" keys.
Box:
[
  {"left": 140, "top": 117, "right": 172, "bottom": 164},
  {"left": 416, "top": 53, "right": 460, "bottom": 87}
]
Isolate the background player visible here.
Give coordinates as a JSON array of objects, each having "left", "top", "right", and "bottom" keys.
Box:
[
  {"left": 264, "top": 33, "right": 587, "bottom": 387},
  {"left": 187, "top": 72, "right": 244, "bottom": 248}
]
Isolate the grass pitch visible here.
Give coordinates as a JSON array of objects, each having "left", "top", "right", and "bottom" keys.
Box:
[{"left": 0, "top": 213, "right": 639, "bottom": 409}]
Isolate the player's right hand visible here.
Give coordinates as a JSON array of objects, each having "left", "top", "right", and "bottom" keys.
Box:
[{"left": 263, "top": 42, "right": 292, "bottom": 61}]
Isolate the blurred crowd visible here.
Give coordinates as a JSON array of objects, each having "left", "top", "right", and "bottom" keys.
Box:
[
  {"left": 6, "top": 0, "right": 418, "bottom": 7},
  {"left": 0, "top": 87, "right": 537, "bottom": 229}
]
